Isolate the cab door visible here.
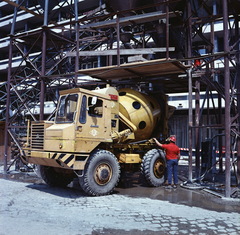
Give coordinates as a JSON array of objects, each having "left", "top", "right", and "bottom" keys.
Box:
[{"left": 75, "top": 94, "right": 112, "bottom": 148}]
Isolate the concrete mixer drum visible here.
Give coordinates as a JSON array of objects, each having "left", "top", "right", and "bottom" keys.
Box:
[{"left": 118, "top": 88, "right": 162, "bottom": 142}]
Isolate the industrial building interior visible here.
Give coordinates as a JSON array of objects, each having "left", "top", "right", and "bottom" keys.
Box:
[{"left": 0, "top": 0, "right": 239, "bottom": 198}]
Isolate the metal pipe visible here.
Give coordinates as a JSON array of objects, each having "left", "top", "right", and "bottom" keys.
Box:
[
  {"left": 3, "top": 37, "right": 13, "bottom": 173},
  {"left": 218, "top": 94, "right": 223, "bottom": 172},
  {"left": 116, "top": 14, "right": 120, "bottom": 66},
  {"left": 10, "top": 0, "right": 18, "bottom": 35},
  {"left": 43, "top": 0, "right": 49, "bottom": 26},
  {"left": 235, "top": 11, "right": 240, "bottom": 185},
  {"left": 74, "top": 0, "right": 79, "bottom": 86},
  {"left": 4, "top": 0, "right": 19, "bottom": 173},
  {"left": 214, "top": 0, "right": 223, "bottom": 173},
  {"left": 206, "top": 88, "right": 210, "bottom": 139},
  {"left": 40, "top": 0, "right": 49, "bottom": 120},
  {"left": 222, "top": 0, "right": 231, "bottom": 198},
  {"left": 40, "top": 30, "right": 46, "bottom": 121},
  {"left": 165, "top": 1, "right": 169, "bottom": 59},
  {"left": 213, "top": 0, "right": 218, "bottom": 53},
  {"left": 188, "top": 68, "right": 193, "bottom": 183},
  {"left": 186, "top": 1, "right": 192, "bottom": 65},
  {"left": 26, "top": 119, "right": 30, "bottom": 147},
  {"left": 187, "top": 1, "right": 193, "bottom": 183},
  {"left": 195, "top": 79, "right": 200, "bottom": 180}
]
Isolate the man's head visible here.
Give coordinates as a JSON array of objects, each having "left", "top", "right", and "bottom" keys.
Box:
[{"left": 169, "top": 136, "right": 176, "bottom": 143}]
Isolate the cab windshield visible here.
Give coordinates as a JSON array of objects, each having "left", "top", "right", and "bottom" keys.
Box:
[{"left": 55, "top": 94, "right": 78, "bottom": 123}]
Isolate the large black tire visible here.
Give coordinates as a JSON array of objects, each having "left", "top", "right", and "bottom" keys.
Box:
[
  {"left": 79, "top": 149, "right": 120, "bottom": 196},
  {"left": 141, "top": 148, "right": 166, "bottom": 187},
  {"left": 38, "top": 165, "right": 74, "bottom": 187}
]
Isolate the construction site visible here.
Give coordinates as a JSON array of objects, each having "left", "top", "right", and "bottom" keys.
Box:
[{"left": 0, "top": 0, "right": 239, "bottom": 202}]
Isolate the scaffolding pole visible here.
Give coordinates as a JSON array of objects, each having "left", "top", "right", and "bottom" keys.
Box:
[
  {"left": 4, "top": 0, "right": 19, "bottom": 172},
  {"left": 195, "top": 79, "right": 200, "bottom": 180},
  {"left": 40, "top": 0, "right": 49, "bottom": 120},
  {"left": 3, "top": 37, "right": 13, "bottom": 173},
  {"left": 235, "top": 11, "right": 240, "bottom": 185},
  {"left": 74, "top": 0, "right": 79, "bottom": 86},
  {"left": 222, "top": 0, "right": 231, "bottom": 198},
  {"left": 188, "top": 68, "right": 193, "bottom": 183},
  {"left": 187, "top": 1, "right": 193, "bottom": 183}
]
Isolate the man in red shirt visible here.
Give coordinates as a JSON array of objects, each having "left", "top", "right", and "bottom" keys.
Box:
[{"left": 153, "top": 136, "right": 180, "bottom": 188}]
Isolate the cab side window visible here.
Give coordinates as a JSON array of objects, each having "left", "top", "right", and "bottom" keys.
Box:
[
  {"left": 88, "top": 97, "right": 103, "bottom": 118},
  {"left": 79, "top": 95, "right": 87, "bottom": 124},
  {"left": 56, "top": 94, "right": 78, "bottom": 123}
]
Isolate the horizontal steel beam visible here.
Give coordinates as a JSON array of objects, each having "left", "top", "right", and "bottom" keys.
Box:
[
  {"left": 66, "top": 47, "right": 175, "bottom": 56},
  {"left": 80, "top": 11, "right": 179, "bottom": 29},
  {"left": 2, "top": 0, "right": 43, "bottom": 19}
]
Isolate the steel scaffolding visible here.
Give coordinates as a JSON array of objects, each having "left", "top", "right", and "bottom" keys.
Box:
[{"left": 1, "top": 0, "right": 239, "bottom": 198}]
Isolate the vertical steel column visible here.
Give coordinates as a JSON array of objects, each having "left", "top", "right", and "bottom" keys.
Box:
[
  {"left": 4, "top": 37, "right": 13, "bottom": 173},
  {"left": 116, "top": 14, "right": 120, "bottom": 66},
  {"left": 188, "top": 68, "right": 193, "bottom": 182},
  {"left": 213, "top": 1, "right": 218, "bottom": 53},
  {"left": 165, "top": 1, "right": 169, "bottom": 59},
  {"left": 235, "top": 13, "right": 240, "bottom": 185},
  {"left": 218, "top": 95, "right": 223, "bottom": 172},
  {"left": 108, "top": 28, "right": 113, "bottom": 66},
  {"left": 206, "top": 87, "right": 210, "bottom": 139},
  {"left": 10, "top": 0, "right": 18, "bottom": 35},
  {"left": 212, "top": 0, "right": 223, "bottom": 172},
  {"left": 195, "top": 80, "right": 200, "bottom": 180},
  {"left": 4, "top": 0, "right": 19, "bottom": 173},
  {"left": 40, "top": 0, "right": 49, "bottom": 120},
  {"left": 74, "top": 0, "right": 79, "bottom": 85},
  {"left": 222, "top": 0, "right": 231, "bottom": 197},
  {"left": 187, "top": 1, "right": 193, "bottom": 182},
  {"left": 40, "top": 31, "right": 46, "bottom": 120}
]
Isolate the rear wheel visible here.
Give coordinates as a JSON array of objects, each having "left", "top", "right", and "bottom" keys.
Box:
[
  {"left": 141, "top": 148, "right": 166, "bottom": 186},
  {"left": 79, "top": 149, "right": 120, "bottom": 196},
  {"left": 38, "top": 165, "right": 74, "bottom": 187}
]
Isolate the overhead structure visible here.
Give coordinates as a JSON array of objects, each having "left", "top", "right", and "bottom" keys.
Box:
[{"left": 0, "top": 0, "right": 239, "bottom": 198}]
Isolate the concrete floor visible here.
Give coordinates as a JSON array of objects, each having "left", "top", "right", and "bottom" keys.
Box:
[{"left": 0, "top": 161, "right": 240, "bottom": 235}]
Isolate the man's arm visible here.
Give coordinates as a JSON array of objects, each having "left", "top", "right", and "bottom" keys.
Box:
[
  {"left": 153, "top": 138, "right": 162, "bottom": 147},
  {"left": 177, "top": 149, "right": 180, "bottom": 160}
]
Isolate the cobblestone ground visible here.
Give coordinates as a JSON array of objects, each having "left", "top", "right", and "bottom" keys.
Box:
[{"left": 0, "top": 178, "right": 240, "bottom": 235}]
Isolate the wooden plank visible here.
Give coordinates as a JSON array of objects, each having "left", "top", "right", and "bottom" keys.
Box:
[{"left": 77, "top": 59, "right": 187, "bottom": 80}]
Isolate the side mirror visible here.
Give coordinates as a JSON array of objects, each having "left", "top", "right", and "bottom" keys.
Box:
[{"left": 91, "top": 96, "right": 97, "bottom": 105}]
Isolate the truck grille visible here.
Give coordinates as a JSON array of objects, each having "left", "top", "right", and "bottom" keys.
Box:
[{"left": 31, "top": 123, "right": 44, "bottom": 150}]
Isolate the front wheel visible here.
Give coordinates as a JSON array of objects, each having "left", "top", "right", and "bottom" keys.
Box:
[
  {"left": 37, "top": 165, "right": 74, "bottom": 187},
  {"left": 79, "top": 149, "right": 120, "bottom": 196},
  {"left": 141, "top": 148, "right": 166, "bottom": 187}
]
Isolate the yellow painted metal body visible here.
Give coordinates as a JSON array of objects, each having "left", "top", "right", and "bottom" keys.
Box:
[
  {"left": 24, "top": 86, "right": 165, "bottom": 169},
  {"left": 118, "top": 88, "right": 161, "bottom": 141},
  {"left": 118, "top": 153, "right": 142, "bottom": 163}
]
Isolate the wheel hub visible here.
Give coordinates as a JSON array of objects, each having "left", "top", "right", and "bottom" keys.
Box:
[
  {"left": 154, "top": 159, "right": 165, "bottom": 178},
  {"left": 94, "top": 163, "right": 112, "bottom": 185}
]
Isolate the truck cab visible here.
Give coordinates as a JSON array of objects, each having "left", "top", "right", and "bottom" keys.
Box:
[{"left": 44, "top": 86, "right": 119, "bottom": 154}]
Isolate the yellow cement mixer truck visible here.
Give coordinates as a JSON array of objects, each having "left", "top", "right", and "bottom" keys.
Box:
[{"left": 22, "top": 85, "right": 173, "bottom": 196}]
